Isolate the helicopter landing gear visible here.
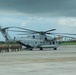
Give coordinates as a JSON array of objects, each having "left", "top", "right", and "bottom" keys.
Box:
[
  {"left": 29, "top": 48, "right": 33, "bottom": 50},
  {"left": 40, "top": 47, "right": 43, "bottom": 50},
  {"left": 54, "top": 48, "right": 57, "bottom": 50}
]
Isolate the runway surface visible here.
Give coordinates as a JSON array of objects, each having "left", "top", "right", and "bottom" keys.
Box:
[{"left": 0, "top": 45, "right": 76, "bottom": 75}]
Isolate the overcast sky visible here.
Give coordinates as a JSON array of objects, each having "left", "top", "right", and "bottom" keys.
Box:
[{"left": 0, "top": 0, "right": 76, "bottom": 41}]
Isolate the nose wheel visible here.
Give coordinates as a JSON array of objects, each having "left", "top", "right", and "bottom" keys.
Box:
[
  {"left": 54, "top": 48, "right": 57, "bottom": 50},
  {"left": 40, "top": 47, "right": 43, "bottom": 50},
  {"left": 29, "top": 48, "right": 33, "bottom": 50}
]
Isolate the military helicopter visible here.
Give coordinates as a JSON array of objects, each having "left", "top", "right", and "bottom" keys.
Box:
[{"left": 0, "top": 26, "right": 76, "bottom": 50}]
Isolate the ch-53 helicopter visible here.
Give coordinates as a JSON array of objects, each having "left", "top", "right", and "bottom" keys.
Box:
[{"left": 0, "top": 26, "right": 76, "bottom": 50}]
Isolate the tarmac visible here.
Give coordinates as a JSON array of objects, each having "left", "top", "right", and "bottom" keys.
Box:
[{"left": 0, "top": 45, "right": 76, "bottom": 75}]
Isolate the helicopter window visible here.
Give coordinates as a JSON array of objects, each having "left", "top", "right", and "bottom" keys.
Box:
[
  {"left": 40, "top": 41, "right": 42, "bottom": 44},
  {"left": 33, "top": 35, "right": 35, "bottom": 39},
  {"left": 53, "top": 42, "right": 55, "bottom": 44},
  {"left": 50, "top": 42, "right": 52, "bottom": 44},
  {"left": 45, "top": 37, "right": 47, "bottom": 40},
  {"left": 35, "top": 41, "right": 37, "bottom": 44}
]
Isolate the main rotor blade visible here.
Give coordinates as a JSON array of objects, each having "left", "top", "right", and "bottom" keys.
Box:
[
  {"left": 17, "top": 34, "right": 29, "bottom": 35},
  {"left": 8, "top": 30, "right": 36, "bottom": 34},
  {"left": 8, "top": 30, "right": 28, "bottom": 32},
  {"left": 17, "top": 33, "right": 35, "bottom": 35},
  {"left": 62, "top": 36, "right": 76, "bottom": 39},
  {"left": 1, "top": 26, "right": 16, "bottom": 30},
  {"left": 45, "top": 29, "right": 56, "bottom": 33},
  {"left": 46, "top": 33, "right": 76, "bottom": 35},
  {"left": 56, "top": 35, "right": 76, "bottom": 39},
  {"left": 14, "top": 26, "right": 38, "bottom": 33},
  {"left": 13, "top": 26, "right": 57, "bottom": 34}
]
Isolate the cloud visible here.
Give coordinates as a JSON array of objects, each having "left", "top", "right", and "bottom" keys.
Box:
[
  {"left": 0, "top": 0, "right": 76, "bottom": 41},
  {"left": 57, "top": 17, "right": 76, "bottom": 27},
  {"left": 0, "top": 0, "right": 76, "bottom": 17}
]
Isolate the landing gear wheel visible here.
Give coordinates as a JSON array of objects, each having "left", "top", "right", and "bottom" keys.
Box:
[
  {"left": 54, "top": 48, "right": 57, "bottom": 50},
  {"left": 29, "top": 48, "right": 33, "bottom": 50},
  {"left": 40, "top": 48, "right": 43, "bottom": 50}
]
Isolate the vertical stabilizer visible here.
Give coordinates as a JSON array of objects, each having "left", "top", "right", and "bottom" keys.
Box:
[{"left": 0, "top": 26, "right": 13, "bottom": 42}]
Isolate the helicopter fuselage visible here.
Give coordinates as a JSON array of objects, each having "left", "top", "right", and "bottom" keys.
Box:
[{"left": 14, "top": 34, "right": 59, "bottom": 50}]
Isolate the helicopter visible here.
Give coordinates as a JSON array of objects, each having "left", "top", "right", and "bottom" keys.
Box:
[{"left": 0, "top": 26, "right": 76, "bottom": 50}]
